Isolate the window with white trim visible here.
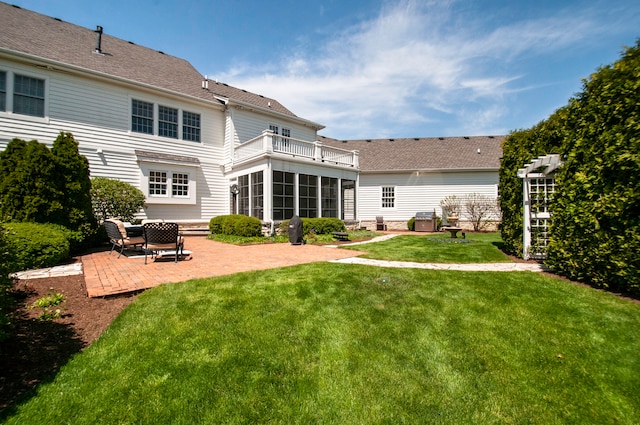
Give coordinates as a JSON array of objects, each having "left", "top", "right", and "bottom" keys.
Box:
[
  {"left": 182, "top": 111, "right": 201, "bottom": 142},
  {"left": 132, "top": 99, "right": 153, "bottom": 134},
  {"left": 381, "top": 186, "right": 395, "bottom": 208},
  {"left": 149, "top": 171, "right": 167, "bottom": 195},
  {"left": 0, "top": 71, "right": 6, "bottom": 112},
  {"left": 131, "top": 99, "right": 201, "bottom": 142},
  {"left": 159, "top": 105, "right": 178, "bottom": 139},
  {"left": 13, "top": 74, "right": 45, "bottom": 117},
  {"left": 172, "top": 172, "right": 189, "bottom": 197}
]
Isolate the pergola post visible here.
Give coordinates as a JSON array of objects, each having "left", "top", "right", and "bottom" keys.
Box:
[{"left": 517, "top": 154, "right": 562, "bottom": 260}]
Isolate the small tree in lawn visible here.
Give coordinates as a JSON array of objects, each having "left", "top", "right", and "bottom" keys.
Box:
[
  {"left": 463, "top": 193, "right": 500, "bottom": 231},
  {"left": 91, "top": 177, "right": 146, "bottom": 223}
]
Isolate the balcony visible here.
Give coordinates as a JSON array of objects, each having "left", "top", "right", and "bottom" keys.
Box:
[{"left": 231, "top": 130, "right": 359, "bottom": 169}]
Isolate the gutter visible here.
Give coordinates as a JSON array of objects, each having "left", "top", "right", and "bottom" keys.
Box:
[{"left": 360, "top": 167, "right": 500, "bottom": 174}]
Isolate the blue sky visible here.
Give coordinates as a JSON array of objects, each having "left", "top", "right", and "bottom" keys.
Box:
[{"left": 10, "top": 0, "right": 640, "bottom": 139}]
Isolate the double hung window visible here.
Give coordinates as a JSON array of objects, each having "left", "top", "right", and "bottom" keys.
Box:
[
  {"left": 0, "top": 71, "right": 6, "bottom": 112},
  {"left": 381, "top": 186, "right": 395, "bottom": 208},
  {"left": 131, "top": 99, "right": 201, "bottom": 142},
  {"left": 183, "top": 111, "right": 201, "bottom": 142},
  {"left": 13, "top": 74, "right": 45, "bottom": 117},
  {"left": 132, "top": 99, "right": 154, "bottom": 134},
  {"left": 0, "top": 71, "right": 46, "bottom": 117},
  {"left": 159, "top": 106, "right": 178, "bottom": 138}
]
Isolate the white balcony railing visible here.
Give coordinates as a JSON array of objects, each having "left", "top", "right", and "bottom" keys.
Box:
[{"left": 233, "top": 130, "right": 358, "bottom": 168}]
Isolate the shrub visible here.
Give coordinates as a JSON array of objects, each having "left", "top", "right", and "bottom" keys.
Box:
[
  {"left": 463, "top": 193, "right": 500, "bottom": 231},
  {"left": 0, "top": 138, "right": 63, "bottom": 223},
  {"left": 4, "top": 222, "right": 70, "bottom": 273},
  {"left": 407, "top": 217, "right": 415, "bottom": 231},
  {"left": 209, "top": 215, "right": 262, "bottom": 237},
  {"left": 51, "top": 132, "right": 97, "bottom": 240},
  {"left": 0, "top": 133, "right": 98, "bottom": 252},
  {"left": 91, "top": 177, "right": 146, "bottom": 223},
  {"left": 279, "top": 218, "right": 346, "bottom": 235},
  {"left": 0, "top": 133, "right": 97, "bottom": 239}
]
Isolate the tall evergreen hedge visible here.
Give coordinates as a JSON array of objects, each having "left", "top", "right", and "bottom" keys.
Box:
[{"left": 499, "top": 40, "right": 640, "bottom": 295}]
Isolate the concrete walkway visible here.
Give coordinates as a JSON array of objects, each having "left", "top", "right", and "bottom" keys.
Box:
[
  {"left": 14, "top": 233, "right": 545, "bottom": 297},
  {"left": 331, "top": 257, "right": 546, "bottom": 272}
]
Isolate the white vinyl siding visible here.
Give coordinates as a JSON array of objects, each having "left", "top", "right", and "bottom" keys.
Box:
[
  {"left": 229, "top": 106, "right": 317, "bottom": 146},
  {"left": 358, "top": 171, "right": 499, "bottom": 221},
  {"left": 0, "top": 59, "right": 227, "bottom": 221}
]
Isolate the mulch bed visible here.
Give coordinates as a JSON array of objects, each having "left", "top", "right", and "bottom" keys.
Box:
[{"left": 0, "top": 274, "right": 138, "bottom": 412}]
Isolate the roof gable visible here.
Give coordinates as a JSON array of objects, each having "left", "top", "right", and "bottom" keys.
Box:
[
  {"left": 0, "top": 2, "right": 295, "bottom": 116},
  {"left": 319, "top": 135, "right": 504, "bottom": 172}
]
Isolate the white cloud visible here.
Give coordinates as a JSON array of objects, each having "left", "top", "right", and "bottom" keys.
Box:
[{"left": 216, "top": 0, "right": 610, "bottom": 139}]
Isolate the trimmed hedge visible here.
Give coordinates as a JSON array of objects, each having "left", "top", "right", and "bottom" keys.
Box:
[
  {"left": 209, "top": 215, "right": 262, "bottom": 237},
  {"left": 4, "top": 222, "right": 71, "bottom": 273},
  {"left": 279, "top": 218, "right": 346, "bottom": 235},
  {"left": 499, "top": 40, "right": 640, "bottom": 295}
]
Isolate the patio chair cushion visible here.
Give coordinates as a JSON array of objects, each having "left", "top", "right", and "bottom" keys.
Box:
[{"left": 106, "top": 218, "right": 128, "bottom": 239}]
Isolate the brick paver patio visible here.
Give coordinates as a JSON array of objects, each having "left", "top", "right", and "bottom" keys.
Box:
[{"left": 82, "top": 237, "right": 363, "bottom": 297}]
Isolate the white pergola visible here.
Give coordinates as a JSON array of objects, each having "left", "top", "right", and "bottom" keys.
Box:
[{"left": 517, "top": 154, "right": 562, "bottom": 260}]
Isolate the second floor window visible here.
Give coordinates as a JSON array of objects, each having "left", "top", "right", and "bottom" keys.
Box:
[
  {"left": 131, "top": 99, "right": 201, "bottom": 142},
  {"left": 13, "top": 74, "right": 45, "bottom": 117},
  {"left": 182, "top": 111, "right": 201, "bottom": 142},
  {"left": 159, "top": 105, "right": 178, "bottom": 138},
  {"left": 132, "top": 99, "right": 153, "bottom": 134},
  {"left": 0, "top": 71, "right": 6, "bottom": 112}
]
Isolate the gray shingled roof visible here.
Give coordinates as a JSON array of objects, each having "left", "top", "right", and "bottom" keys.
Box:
[
  {"left": 0, "top": 2, "right": 295, "bottom": 116},
  {"left": 318, "top": 135, "right": 504, "bottom": 172}
]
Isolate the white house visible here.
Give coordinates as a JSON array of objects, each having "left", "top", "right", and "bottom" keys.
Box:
[
  {"left": 320, "top": 135, "right": 504, "bottom": 230},
  {"left": 0, "top": 2, "right": 502, "bottom": 231}
]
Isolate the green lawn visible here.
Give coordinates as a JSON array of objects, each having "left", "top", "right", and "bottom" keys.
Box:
[
  {"left": 3, "top": 263, "right": 639, "bottom": 424},
  {"left": 343, "top": 232, "right": 512, "bottom": 263}
]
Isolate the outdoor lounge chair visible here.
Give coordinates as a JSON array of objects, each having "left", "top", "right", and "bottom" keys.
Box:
[
  {"left": 376, "top": 216, "right": 387, "bottom": 231},
  {"left": 104, "top": 219, "right": 145, "bottom": 258},
  {"left": 143, "top": 222, "right": 185, "bottom": 264}
]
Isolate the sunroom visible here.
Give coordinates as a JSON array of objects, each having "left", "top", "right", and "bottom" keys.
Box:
[{"left": 224, "top": 130, "right": 360, "bottom": 228}]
